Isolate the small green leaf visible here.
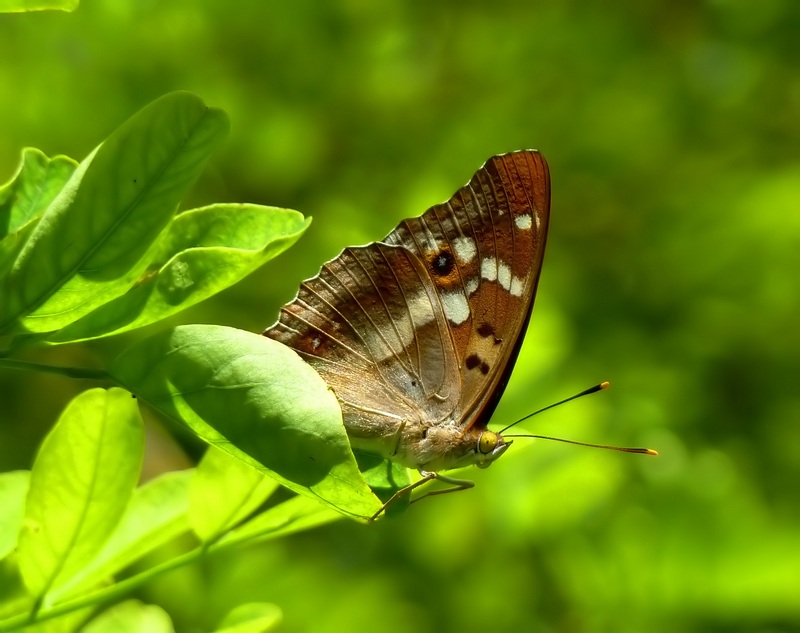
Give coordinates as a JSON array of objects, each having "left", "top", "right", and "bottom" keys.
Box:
[
  {"left": 0, "top": 91, "right": 230, "bottom": 335},
  {"left": 214, "top": 603, "right": 282, "bottom": 633},
  {"left": 54, "top": 470, "right": 192, "bottom": 601},
  {"left": 191, "top": 446, "right": 279, "bottom": 543},
  {"left": 0, "top": 471, "right": 30, "bottom": 560},
  {"left": 48, "top": 205, "right": 310, "bottom": 343},
  {"left": 0, "top": 0, "right": 78, "bottom": 12},
  {"left": 355, "top": 451, "right": 412, "bottom": 518},
  {"left": 82, "top": 600, "right": 173, "bottom": 633},
  {"left": 17, "top": 388, "right": 144, "bottom": 603},
  {"left": 0, "top": 148, "right": 77, "bottom": 275},
  {"left": 110, "top": 325, "right": 381, "bottom": 520}
]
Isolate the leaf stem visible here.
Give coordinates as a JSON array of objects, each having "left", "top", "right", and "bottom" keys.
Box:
[
  {"left": 0, "top": 548, "right": 206, "bottom": 632},
  {"left": 0, "top": 357, "right": 110, "bottom": 381},
  {"left": 0, "top": 504, "right": 336, "bottom": 631}
]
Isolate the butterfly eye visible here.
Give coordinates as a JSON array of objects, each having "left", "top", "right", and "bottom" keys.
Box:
[{"left": 477, "top": 431, "right": 499, "bottom": 454}]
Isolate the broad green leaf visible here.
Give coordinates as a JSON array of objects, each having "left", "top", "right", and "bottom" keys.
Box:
[
  {"left": 214, "top": 603, "right": 282, "bottom": 633},
  {"left": 53, "top": 470, "right": 192, "bottom": 602},
  {"left": 0, "top": 471, "right": 30, "bottom": 560},
  {"left": 0, "top": 91, "right": 230, "bottom": 335},
  {"left": 0, "top": 0, "right": 78, "bottom": 12},
  {"left": 191, "top": 446, "right": 279, "bottom": 543},
  {"left": 48, "top": 205, "right": 310, "bottom": 343},
  {"left": 17, "top": 388, "right": 144, "bottom": 603},
  {"left": 81, "top": 600, "right": 173, "bottom": 633},
  {"left": 217, "top": 495, "right": 341, "bottom": 548},
  {"left": 110, "top": 325, "right": 381, "bottom": 520},
  {"left": 0, "top": 148, "right": 77, "bottom": 275}
]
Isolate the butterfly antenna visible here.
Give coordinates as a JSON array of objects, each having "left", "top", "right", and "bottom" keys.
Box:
[
  {"left": 502, "top": 434, "right": 657, "bottom": 455},
  {"left": 498, "top": 381, "right": 658, "bottom": 456},
  {"left": 499, "top": 381, "right": 610, "bottom": 434}
]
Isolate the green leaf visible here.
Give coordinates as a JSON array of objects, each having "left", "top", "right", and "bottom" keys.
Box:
[
  {"left": 354, "top": 451, "right": 412, "bottom": 518},
  {"left": 109, "top": 324, "right": 381, "bottom": 520},
  {"left": 0, "top": 471, "right": 30, "bottom": 560},
  {"left": 0, "top": 148, "right": 77, "bottom": 275},
  {"left": 190, "top": 446, "right": 279, "bottom": 543},
  {"left": 214, "top": 603, "right": 282, "bottom": 633},
  {"left": 0, "top": 0, "right": 78, "bottom": 12},
  {"left": 54, "top": 470, "right": 193, "bottom": 601},
  {"left": 17, "top": 388, "right": 144, "bottom": 604},
  {"left": 0, "top": 557, "right": 30, "bottom": 620},
  {"left": 48, "top": 205, "right": 310, "bottom": 343},
  {"left": 218, "top": 495, "right": 341, "bottom": 548},
  {"left": 81, "top": 600, "right": 173, "bottom": 633},
  {"left": 0, "top": 91, "right": 230, "bottom": 335}
]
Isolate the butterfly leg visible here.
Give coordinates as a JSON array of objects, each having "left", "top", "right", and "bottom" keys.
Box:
[
  {"left": 369, "top": 471, "right": 437, "bottom": 521},
  {"left": 408, "top": 471, "right": 475, "bottom": 505},
  {"left": 369, "top": 470, "right": 475, "bottom": 521}
]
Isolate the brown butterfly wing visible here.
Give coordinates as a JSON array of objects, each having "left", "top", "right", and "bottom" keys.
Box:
[
  {"left": 264, "top": 150, "right": 550, "bottom": 447},
  {"left": 383, "top": 150, "right": 550, "bottom": 431}
]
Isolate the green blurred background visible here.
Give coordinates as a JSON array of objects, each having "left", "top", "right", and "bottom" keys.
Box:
[{"left": 2, "top": 2, "right": 799, "bottom": 632}]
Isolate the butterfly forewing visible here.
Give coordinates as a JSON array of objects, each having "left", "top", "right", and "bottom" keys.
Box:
[
  {"left": 264, "top": 150, "right": 550, "bottom": 463},
  {"left": 383, "top": 151, "right": 550, "bottom": 431}
]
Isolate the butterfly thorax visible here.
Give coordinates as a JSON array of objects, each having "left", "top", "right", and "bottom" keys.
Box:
[{"left": 348, "top": 415, "right": 511, "bottom": 472}]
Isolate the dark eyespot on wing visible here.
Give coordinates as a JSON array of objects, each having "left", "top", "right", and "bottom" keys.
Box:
[{"left": 430, "top": 250, "right": 455, "bottom": 276}]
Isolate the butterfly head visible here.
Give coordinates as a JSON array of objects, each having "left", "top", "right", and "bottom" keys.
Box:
[{"left": 474, "top": 430, "right": 511, "bottom": 469}]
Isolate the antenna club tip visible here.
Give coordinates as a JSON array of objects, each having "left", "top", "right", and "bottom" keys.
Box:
[
  {"left": 599, "top": 381, "right": 611, "bottom": 390},
  {"left": 645, "top": 448, "right": 659, "bottom": 456}
]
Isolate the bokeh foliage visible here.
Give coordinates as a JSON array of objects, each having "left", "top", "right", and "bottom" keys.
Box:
[{"left": 1, "top": 2, "right": 798, "bottom": 632}]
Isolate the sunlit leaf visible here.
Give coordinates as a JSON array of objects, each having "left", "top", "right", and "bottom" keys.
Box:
[
  {"left": 54, "top": 470, "right": 192, "bottom": 601},
  {"left": 0, "top": 148, "right": 77, "bottom": 275},
  {"left": 214, "top": 602, "right": 282, "bottom": 633},
  {"left": 218, "top": 495, "right": 341, "bottom": 548},
  {"left": 48, "top": 205, "right": 310, "bottom": 343},
  {"left": 0, "top": 91, "right": 229, "bottom": 335},
  {"left": 17, "top": 388, "right": 144, "bottom": 603},
  {"left": 0, "top": 0, "right": 78, "bottom": 12},
  {"left": 191, "top": 446, "right": 279, "bottom": 543},
  {"left": 81, "top": 600, "right": 173, "bottom": 633},
  {"left": 0, "top": 471, "right": 30, "bottom": 560},
  {"left": 110, "top": 325, "right": 380, "bottom": 520}
]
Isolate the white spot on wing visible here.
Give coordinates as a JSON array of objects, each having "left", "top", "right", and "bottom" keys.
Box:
[
  {"left": 515, "top": 214, "right": 532, "bottom": 230},
  {"left": 441, "top": 291, "right": 470, "bottom": 325},
  {"left": 497, "top": 261, "right": 512, "bottom": 292},
  {"left": 510, "top": 276, "right": 526, "bottom": 297},
  {"left": 452, "top": 236, "right": 477, "bottom": 264},
  {"left": 481, "top": 257, "right": 519, "bottom": 294},
  {"left": 465, "top": 277, "right": 479, "bottom": 295},
  {"left": 481, "top": 257, "right": 498, "bottom": 281}
]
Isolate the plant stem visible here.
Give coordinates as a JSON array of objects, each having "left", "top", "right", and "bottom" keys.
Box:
[
  {"left": 0, "top": 357, "right": 110, "bottom": 381},
  {"left": 0, "top": 547, "right": 206, "bottom": 632},
  {"left": 0, "top": 502, "right": 340, "bottom": 631}
]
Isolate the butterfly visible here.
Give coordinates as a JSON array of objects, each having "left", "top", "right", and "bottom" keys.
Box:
[{"left": 264, "top": 150, "right": 550, "bottom": 517}]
